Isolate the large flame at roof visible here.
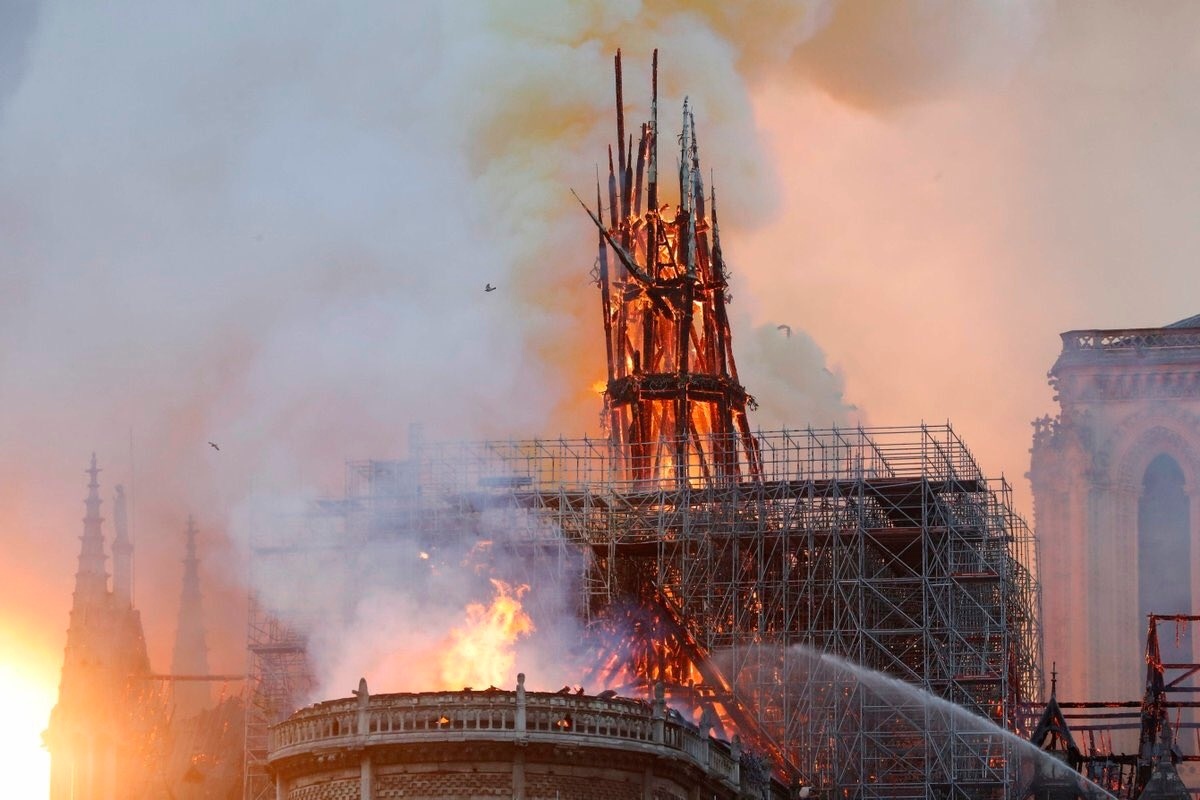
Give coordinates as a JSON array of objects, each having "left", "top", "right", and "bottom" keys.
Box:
[{"left": 440, "top": 580, "right": 535, "bottom": 689}]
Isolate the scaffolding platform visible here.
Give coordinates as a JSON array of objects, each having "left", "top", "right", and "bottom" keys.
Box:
[{"left": 245, "top": 423, "right": 1041, "bottom": 800}]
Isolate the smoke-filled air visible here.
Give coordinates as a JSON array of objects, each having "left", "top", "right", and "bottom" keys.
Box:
[{"left": 6, "top": 1, "right": 1200, "bottom": 796}]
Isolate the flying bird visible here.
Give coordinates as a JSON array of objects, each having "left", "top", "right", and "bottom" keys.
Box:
[
  {"left": 208, "top": 441, "right": 220, "bottom": 451},
  {"left": 485, "top": 283, "right": 496, "bottom": 292},
  {"left": 777, "top": 324, "right": 792, "bottom": 338}
]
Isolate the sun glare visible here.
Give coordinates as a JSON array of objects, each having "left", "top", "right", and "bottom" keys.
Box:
[{"left": 0, "top": 656, "right": 55, "bottom": 797}]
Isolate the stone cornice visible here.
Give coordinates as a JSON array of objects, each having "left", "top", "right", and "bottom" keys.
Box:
[
  {"left": 1054, "top": 327, "right": 1200, "bottom": 369},
  {"left": 1052, "top": 368, "right": 1200, "bottom": 404},
  {"left": 1051, "top": 327, "right": 1200, "bottom": 404}
]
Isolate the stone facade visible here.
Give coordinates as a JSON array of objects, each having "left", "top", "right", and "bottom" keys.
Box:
[
  {"left": 268, "top": 676, "right": 790, "bottom": 800},
  {"left": 45, "top": 457, "right": 158, "bottom": 800},
  {"left": 1030, "top": 323, "right": 1200, "bottom": 704}
]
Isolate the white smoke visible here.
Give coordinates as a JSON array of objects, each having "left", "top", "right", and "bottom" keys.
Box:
[
  {"left": 736, "top": 320, "right": 859, "bottom": 430},
  {"left": 2, "top": 0, "right": 1055, "bottom": 700},
  {"left": 790, "top": 1, "right": 1040, "bottom": 110}
]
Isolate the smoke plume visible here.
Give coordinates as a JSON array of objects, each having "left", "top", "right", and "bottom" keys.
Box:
[
  {"left": 8, "top": 6, "right": 1200, "bottom": 780},
  {"left": 0, "top": 1, "right": 867, "bottom": 695}
]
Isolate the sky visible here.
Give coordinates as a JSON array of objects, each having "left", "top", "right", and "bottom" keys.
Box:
[{"left": 5, "top": 1, "right": 1200, "bottom": 792}]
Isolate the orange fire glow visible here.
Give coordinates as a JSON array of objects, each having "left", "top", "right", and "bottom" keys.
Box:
[
  {"left": 0, "top": 640, "right": 56, "bottom": 797},
  {"left": 439, "top": 580, "right": 533, "bottom": 689}
]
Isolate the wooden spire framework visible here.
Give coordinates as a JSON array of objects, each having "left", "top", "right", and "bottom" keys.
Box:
[
  {"left": 581, "top": 50, "right": 760, "bottom": 488},
  {"left": 241, "top": 50, "right": 1043, "bottom": 800}
]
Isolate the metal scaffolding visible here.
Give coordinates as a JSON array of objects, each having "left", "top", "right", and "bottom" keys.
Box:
[
  {"left": 242, "top": 504, "right": 334, "bottom": 800},
  {"left": 244, "top": 53, "right": 1040, "bottom": 800},
  {"left": 1018, "top": 615, "right": 1200, "bottom": 799},
  {"left": 244, "top": 423, "right": 1041, "bottom": 800}
]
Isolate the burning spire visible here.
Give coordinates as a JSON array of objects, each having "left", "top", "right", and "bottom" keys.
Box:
[{"left": 581, "top": 50, "right": 760, "bottom": 487}]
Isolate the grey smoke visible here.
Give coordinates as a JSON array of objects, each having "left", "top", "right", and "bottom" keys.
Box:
[
  {"left": 2, "top": 1, "right": 1067, "bottom": 694},
  {"left": 737, "top": 321, "right": 858, "bottom": 430},
  {"left": 0, "top": 0, "right": 38, "bottom": 118}
]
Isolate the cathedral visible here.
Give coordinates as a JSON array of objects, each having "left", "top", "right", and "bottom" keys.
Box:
[
  {"left": 43, "top": 456, "right": 238, "bottom": 799},
  {"left": 43, "top": 456, "right": 160, "bottom": 798},
  {"left": 1030, "top": 316, "right": 1200, "bottom": 704}
]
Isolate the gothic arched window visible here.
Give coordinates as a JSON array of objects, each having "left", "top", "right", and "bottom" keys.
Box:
[{"left": 1138, "top": 453, "right": 1191, "bottom": 663}]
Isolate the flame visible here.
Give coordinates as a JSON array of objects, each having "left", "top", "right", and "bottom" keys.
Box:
[{"left": 439, "top": 580, "right": 534, "bottom": 689}]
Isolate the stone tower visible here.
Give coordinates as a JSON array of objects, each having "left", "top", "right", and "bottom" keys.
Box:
[
  {"left": 170, "top": 514, "right": 212, "bottom": 718},
  {"left": 1030, "top": 317, "right": 1200, "bottom": 704},
  {"left": 45, "top": 455, "right": 159, "bottom": 799}
]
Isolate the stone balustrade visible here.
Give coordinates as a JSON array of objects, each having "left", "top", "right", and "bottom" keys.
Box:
[
  {"left": 1061, "top": 328, "right": 1200, "bottom": 355},
  {"left": 268, "top": 675, "right": 748, "bottom": 790}
]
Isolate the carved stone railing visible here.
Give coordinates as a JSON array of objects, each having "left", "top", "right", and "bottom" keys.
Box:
[
  {"left": 1060, "top": 328, "right": 1200, "bottom": 355},
  {"left": 268, "top": 676, "right": 745, "bottom": 789}
]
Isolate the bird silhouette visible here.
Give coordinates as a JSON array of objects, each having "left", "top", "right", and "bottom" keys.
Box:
[
  {"left": 208, "top": 441, "right": 220, "bottom": 451},
  {"left": 485, "top": 283, "right": 496, "bottom": 292}
]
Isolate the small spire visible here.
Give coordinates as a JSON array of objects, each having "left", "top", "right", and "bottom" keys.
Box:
[
  {"left": 690, "top": 112, "right": 706, "bottom": 223},
  {"left": 87, "top": 453, "right": 99, "bottom": 492},
  {"left": 111, "top": 484, "right": 133, "bottom": 608},
  {"left": 171, "top": 514, "right": 211, "bottom": 716},
  {"left": 73, "top": 454, "right": 109, "bottom": 602},
  {"left": 607, "top": 144, "right": 618, "bottom": 229},
  {"left": 678, "top": 97, "right": 691, "bottom": 215},
  {"left": 184, "top": 514, "right": 198, "bottom": 560},
  {"left": 647, "top": 49, "right": 658, "bottom": 211},
  {"left": 1051, "top": 661, "right": 1058, "bottom": 698},
  {"left": 711, "top": 185, "right": 726, "bottom": 279},
  {"left": 614, "top": 49, "right": 626, "bottom": 195}
]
